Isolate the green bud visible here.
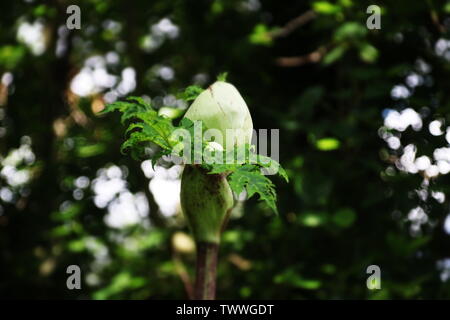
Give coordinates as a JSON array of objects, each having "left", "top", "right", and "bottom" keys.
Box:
[
  {"left": 181, "top": 81, "right": 253, "bottom": 243},
  {"left": 180, "top": 165, "right": 233, "bottom": 244}
]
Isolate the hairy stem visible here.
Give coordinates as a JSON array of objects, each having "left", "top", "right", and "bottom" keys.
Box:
[{"left": 194, "top": 242, "right": 219, "bottom": 300}]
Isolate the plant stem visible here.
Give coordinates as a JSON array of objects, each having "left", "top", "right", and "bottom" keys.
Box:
[{"left": 194, "top": 242, "right": 219, "bottom": 300}]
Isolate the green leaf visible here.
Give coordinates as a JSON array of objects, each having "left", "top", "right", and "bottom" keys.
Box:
[
  {"left": 0, "top": 45, "right": 26, "bottom": 69},
  {"left": 313, "top": 1, "right": 342, "bottom": 15},
  {"left": 229, "top": 166, "right": 278, "bottom": 213},
  {"left": 254, "top": 154, "right": 289, "bottom": 182},
  {"left": 445, "top": 2, "right": 450, "bottom": 13},
  {"left": 315, "top": 138, "right": 341, "bottom": 151},
  {"left": 126, "top": 96, "right": 152, "bottom": 108},
  {"left": 93, "top": 272, "right": 146, "bottom": 300},
  {"left": 179, "top": 117, "right": 194, "bottom": 129},
  {"left": 249, "top": 24, "right": 273, "bottom": 46},
  {"left": 100, "top": 97, "right": 154, "bottom": 124},
  {"left": 323, "top": 45, "right": 347, "bottom": 65},
  {"left": 180, "top": 85, "right": 204, "bottom": 101},
  {"left": 77, "top": 144, "right": 106, "bottom": 158},
  {"left": 334, "top": 22, "right": 367, "bottom": 41},
  {"left": 332, "top": 208, "right": 356, "bottom": 227},
  {"left": 298, "top": 212, "right": 327, "bottom": 227},
  {"left": 120, "top": 131, "right": 153, "bottom": 153},
  {"left": 338, "top": 0, "right": 353, "bottom": 7},
  {"left": 359, "top": 43, "right": 378, "bottom": 63},
  {"left": 274, "top": 269, "right": 322, "bottom": 290}
]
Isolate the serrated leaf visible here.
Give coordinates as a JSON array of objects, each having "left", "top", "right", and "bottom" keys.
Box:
[
  {"left": 277, "top": 166, "right": 289, "bottom": 182},
  {"left": 120, "top": 132, "right": 153, "bottom": 154},
  {"left": 229, "top": 166, "right": 278, "bottom": 213},
  {"left": 126, "top": 96, "right": 151, "bottom": 108},
  {"left": 254, "top": 154, "right": 289, "bottom": 182},
  {"left": 180, "top": 85, "right": 204, "bottom": 101},
  {"left": 100, "top": 100, "right": 153, "bottom": 124}
]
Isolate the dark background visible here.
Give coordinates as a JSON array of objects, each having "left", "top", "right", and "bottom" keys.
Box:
[{"left": 1, "top": 0, "right": 450, "bottom": 299}]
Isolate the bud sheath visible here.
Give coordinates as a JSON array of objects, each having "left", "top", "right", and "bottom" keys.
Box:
[{"left": 180, "top": 165, "right": 233, "bottom": 244}]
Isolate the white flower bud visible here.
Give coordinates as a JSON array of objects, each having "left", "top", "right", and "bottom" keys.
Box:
[{"left": 184, "top": 81, "right": 253, "bottom": 150}]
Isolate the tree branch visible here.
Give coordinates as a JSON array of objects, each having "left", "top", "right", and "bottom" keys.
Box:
[
  {"left": 275, "top": 46, "right": 327, "bottom": 67},
  {"left": 270, "top": 10, "right": 317, "bottom": 39}
]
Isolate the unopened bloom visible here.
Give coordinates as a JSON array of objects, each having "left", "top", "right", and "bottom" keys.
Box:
[{"left": 184, "top": 81, "right": 253, "bottom": 150}]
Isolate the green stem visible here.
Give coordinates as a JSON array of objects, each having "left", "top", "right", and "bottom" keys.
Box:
[{"left": 194, "top": 242, "right": 219, "bottom": 300}]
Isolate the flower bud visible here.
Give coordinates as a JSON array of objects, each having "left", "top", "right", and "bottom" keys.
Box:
[{"left": 184, "top": 81, "right": 253, "bottom": 151}]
